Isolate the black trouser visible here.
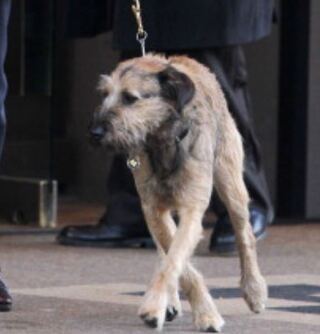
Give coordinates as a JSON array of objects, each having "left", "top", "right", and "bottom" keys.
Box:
[
  {"left": 0, "top": 0, "right": 11, "bottom": 160},
  {"left": 104, "top": 46, "right": 274, "bottom": 223}
]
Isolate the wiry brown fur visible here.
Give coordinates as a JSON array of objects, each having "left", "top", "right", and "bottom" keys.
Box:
[{"left": 92, "top": 54, "right": 268, "bottom": 332}]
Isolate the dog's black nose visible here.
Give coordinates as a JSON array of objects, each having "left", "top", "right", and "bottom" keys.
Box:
[{"left": 89, "top": 125, "right": 106, "bottom": 143}]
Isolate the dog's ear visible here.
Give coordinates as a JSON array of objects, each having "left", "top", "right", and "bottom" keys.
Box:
[
  {"left": 157, "top": 66, "right": 195, "bottom": 113},
  {"left": 146, "top": 116, "right": 190, "bottom": 179}
]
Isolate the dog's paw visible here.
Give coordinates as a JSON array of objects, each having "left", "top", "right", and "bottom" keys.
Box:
[
  {"left": 193, "top": 311, "right": 225, "bottom": 333},
  {"left": 140, "top": 313, "right": 160, "bottom": 329},
  {"left": 138, "top": 290, "right": 168, "bottom": 331},
  {"left": 165, "top": 306, "right": 179, "bottom": 322},
  {"left": 166, "top": 289, "right": 182, "bottom": 322},
  {"left": 191, "top": 292, "right": 224, "bottom": 332},
  {"left": 241, "top": 274, "right": 268, "bottom": 313}
]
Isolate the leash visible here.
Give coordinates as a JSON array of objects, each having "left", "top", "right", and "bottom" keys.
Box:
[
  {"left": 131, "top": 0, "right": 148, "bottom": 56},
  {"left": 126, "top": 0, "right": 147, "bottom": 170},
  {"left": 126, "top": 1, "right": 148, "bottom": 170}
]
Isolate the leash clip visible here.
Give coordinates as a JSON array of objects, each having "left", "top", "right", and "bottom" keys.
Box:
[{"left": 132, "top": 0, "right": 148, "bottom": 56}]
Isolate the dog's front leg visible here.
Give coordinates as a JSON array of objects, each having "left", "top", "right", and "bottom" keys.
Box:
[
  {"left": 140, "top": 206, "right": 224, "bottom": 332},
  {"left": 139, "top": 206, "right": 209, "bottom": 331},
  {"left": 138, "top": 206, "right": 182, "bottom": 330},
  {"left": 141, "top": 209, "right": 183, "bottom": 323}
]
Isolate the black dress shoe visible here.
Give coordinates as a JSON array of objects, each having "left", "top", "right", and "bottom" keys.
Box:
[
  {"left": 0, "top": 278, "right": 12, "bottom": 312},
  {"left": 209, "top": 207, "right": 268, "bottom": 255},
  {"left": 57, "top": 223, "right": 153, "bottom": 248},
  {"left": 57, "top": 193, "right": 153, "bottom": 248}
]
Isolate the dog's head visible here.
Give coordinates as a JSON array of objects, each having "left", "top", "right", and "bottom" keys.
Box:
[{"left": 89, "top": 55, "right": 195, "bottom": 155}]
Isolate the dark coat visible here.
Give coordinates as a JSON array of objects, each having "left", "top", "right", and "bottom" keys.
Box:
[
  {"left": 67, "top": 0, "right": 114, "bottom": 38},
  {"left": 67, "top": 0, "right": 273, "bottom": 51}
]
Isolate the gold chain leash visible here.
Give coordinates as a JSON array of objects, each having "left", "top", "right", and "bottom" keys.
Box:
[
  {"left": 131, "top": 0, "right": 148, "bottom": 56},
  {"left": 126, "top": 1, "right": 148, "bottom": 170}
]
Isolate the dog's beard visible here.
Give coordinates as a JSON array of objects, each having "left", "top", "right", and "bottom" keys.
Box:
[{"left": 100, "top": 134, "right": 144, "bottom": 155}]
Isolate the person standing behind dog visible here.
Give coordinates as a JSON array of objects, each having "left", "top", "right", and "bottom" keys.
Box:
[
  {"left": 58, "top": 0, "right": 275, "bottom": 254},
  {"left": 0, "top": 0, "right": 12, "bottom": 311}
]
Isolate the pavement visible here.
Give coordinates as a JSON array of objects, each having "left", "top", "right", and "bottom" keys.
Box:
[{"left": 0, "top": 222, "right": 319, "bottom": 334}]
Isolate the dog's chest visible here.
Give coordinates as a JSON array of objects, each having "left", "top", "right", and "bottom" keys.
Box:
[
  {"left": 149, "top": 177, "right": 180, "bottom": 204},
  {"left": 131, "top": 150, "right": 199, "bottom": 208},
  {"left": 139, "top": 172, "right": 184, "bottom": 207}
]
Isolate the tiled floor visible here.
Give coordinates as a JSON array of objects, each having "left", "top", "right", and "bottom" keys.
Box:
[{"left": 0, "top": 204, "right": 319, "bottom": 333}]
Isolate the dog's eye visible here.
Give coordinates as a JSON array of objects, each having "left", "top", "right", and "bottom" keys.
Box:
[{"left": 122, "top": 91, "right": 138, "bottom": 106}]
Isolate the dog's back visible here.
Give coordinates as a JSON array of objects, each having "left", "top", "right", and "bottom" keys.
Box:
[{"left": 167, "top": 55, "right": 243, "bottom": 176}]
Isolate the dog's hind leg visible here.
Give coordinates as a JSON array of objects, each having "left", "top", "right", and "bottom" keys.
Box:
[
  {"left": 139, "top": 205, "right": 224, "bottom": 332},
  {"left": 213, "top": 115, "right": 268, "bottom": 313}
]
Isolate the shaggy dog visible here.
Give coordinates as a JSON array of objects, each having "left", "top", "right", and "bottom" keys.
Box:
[{"left": 90, "top": 54, "right": 267, "bottom": 332}]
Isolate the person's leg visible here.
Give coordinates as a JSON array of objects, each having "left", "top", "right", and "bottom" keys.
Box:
[
  {"left": 0, "top": 0, "right": 12, "bottom": 312},
  {"left": 187, "top": 47, "right": 273, "bottom": 253},
  {"left": 206, "top": 47, "right": 273, "bottom": 218},
  {"left": 0, "top": 0, "right": 11, "bottom": 158}
]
